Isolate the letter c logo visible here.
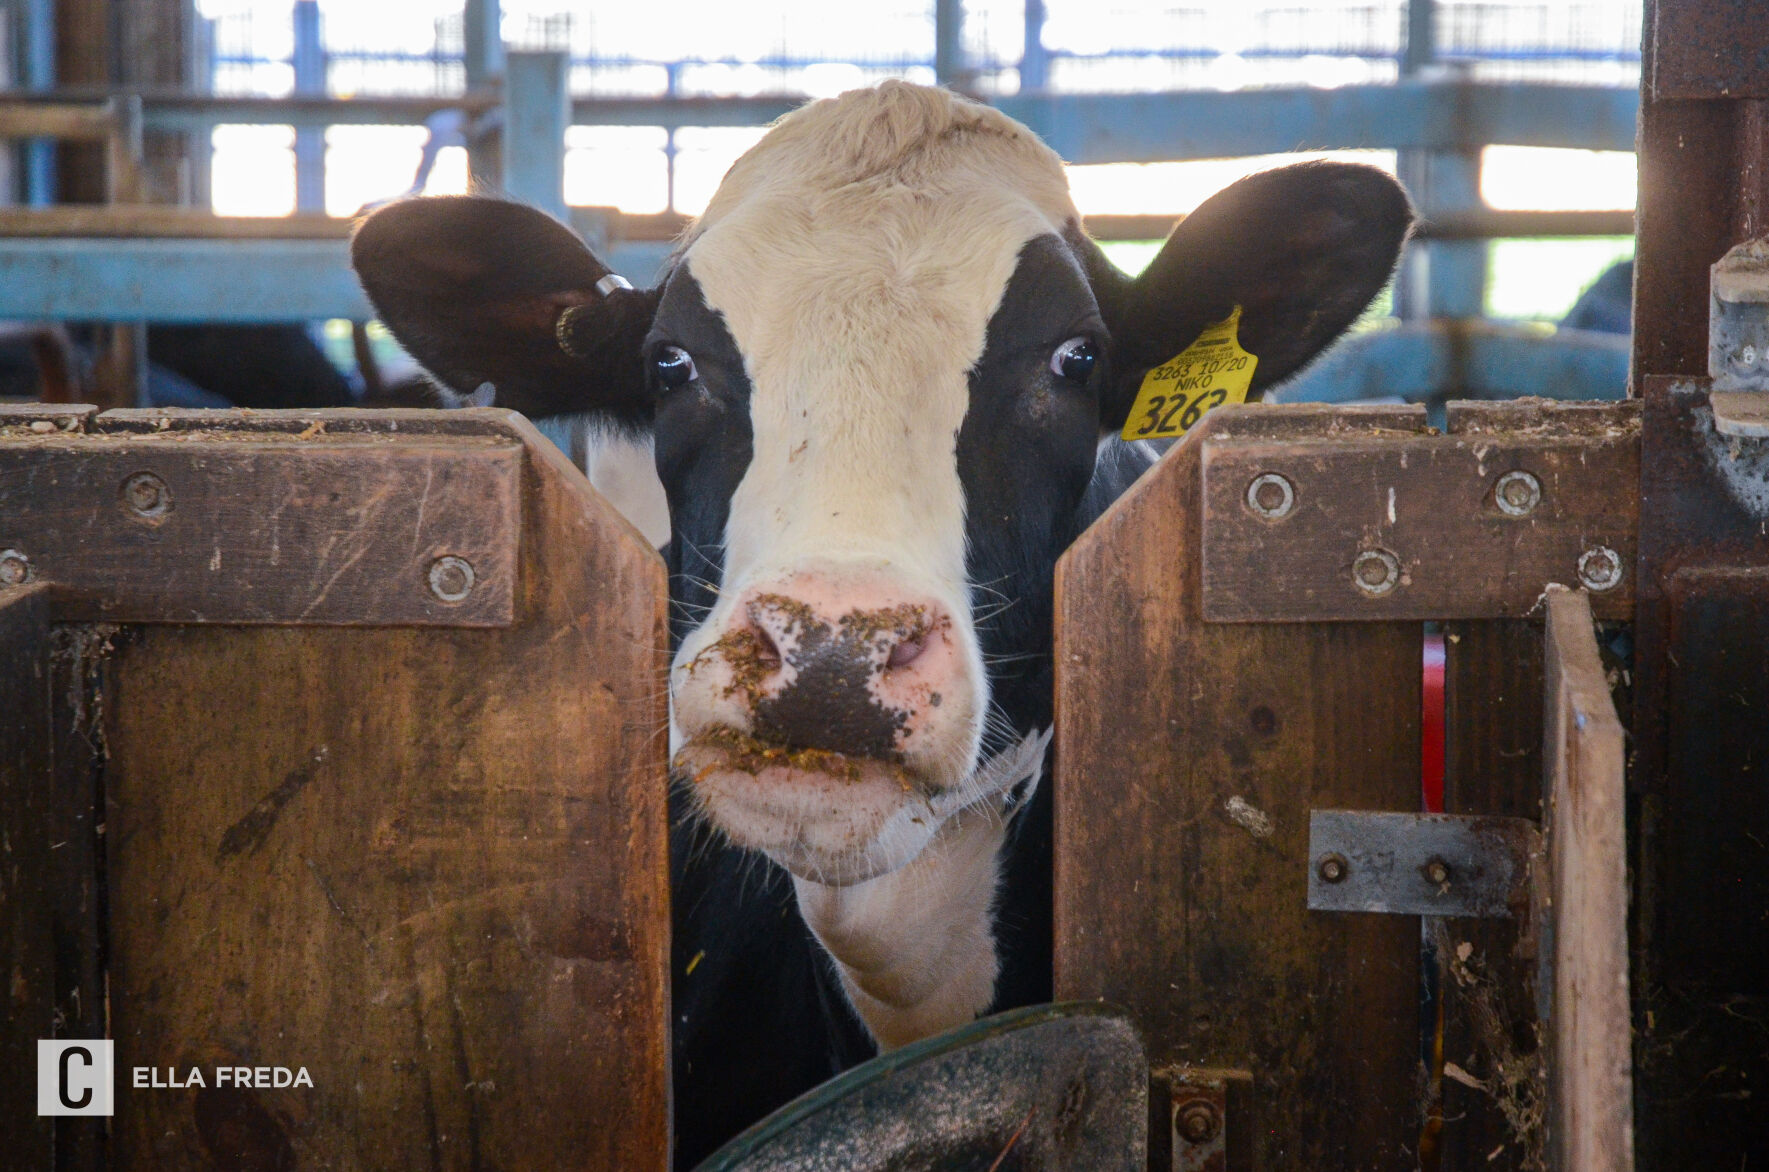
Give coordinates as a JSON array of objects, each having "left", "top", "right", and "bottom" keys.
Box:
[{"left": 59, "top": 1046, "right": 93, "bottom": 1109}]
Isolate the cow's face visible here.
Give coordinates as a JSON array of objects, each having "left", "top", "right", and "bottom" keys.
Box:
[{"left": 354, "top": 82, "right": 1411, "bottom": 888}]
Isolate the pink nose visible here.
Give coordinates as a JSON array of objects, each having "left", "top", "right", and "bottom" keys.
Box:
[{"left": 721, "top": 575, "right": 959, "bottom": 760}]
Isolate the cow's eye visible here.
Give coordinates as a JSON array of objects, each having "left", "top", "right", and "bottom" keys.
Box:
[
  {"left": 654, "top": 345, "right": 698, "bottom": 389},
  {"left": 1050, "top": 337, "right": 1097, "bottom": 383}
]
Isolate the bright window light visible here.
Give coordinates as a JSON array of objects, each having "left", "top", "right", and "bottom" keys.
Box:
[
  {"left": 565, "top": 126, "right": 670, "bottom": 213},
  {"left": 1482, "top": 146, "right": 1636, "bottom": 212},
  {"left": 209, "top": 125, "right": 296, "bottom": 216},
  {"left": 324, "top": 125, "right": 430, "bottom": 216},
  {"left": 1066, "top": 150, "right": 1397, "bottom": 217}
]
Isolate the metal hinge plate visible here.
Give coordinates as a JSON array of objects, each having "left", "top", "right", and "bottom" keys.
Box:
[{"left": 1307, "top": 810, "right": 1539, "bottom": 919}]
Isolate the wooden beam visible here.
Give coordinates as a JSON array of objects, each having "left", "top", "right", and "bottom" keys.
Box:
[
  {"left": 0, "top": 101, "right": 120, "bottom": 141},
  {"left": 0, "top": 408, "right": 523, "bottom": 626},
  {"left": 1197, "top": 401, "right": 1640, "bottom": 622},
  {"left": 0, "top": 584, "right": 55, "bottom": 1168},
  {"left": 1, "top": 407, "right": 674, "bottom": 1167},
  {"left": 1541, "top": 588, "right": 1633, "bottom": 1172},
  {"left": 1055, "top": 404, "right": 1423, "bottom": 1166}
]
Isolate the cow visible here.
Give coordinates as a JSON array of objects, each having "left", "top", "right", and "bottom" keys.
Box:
[{"left": 352, "top": 80, "right": 1411, "bottom": 1166}]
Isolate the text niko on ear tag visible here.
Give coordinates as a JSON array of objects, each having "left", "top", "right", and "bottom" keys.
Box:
[{"left": 1121, "top": 306, "right": 1258, "bottom": 442}]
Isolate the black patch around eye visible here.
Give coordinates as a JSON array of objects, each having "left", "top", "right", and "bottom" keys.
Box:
[{"left": 648, "top": 265, "right": 756, "bottom": 649}]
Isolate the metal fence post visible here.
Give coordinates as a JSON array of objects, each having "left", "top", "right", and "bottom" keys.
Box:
[
  {"left": 464, "top": 0, "right": 504, "bottom": 190},
  {"left": 1021, "top": 0, "right": 1048, "bottom": 94},
  {"left": 503, "top": 50, "right": 568, "bottom": 222},
  {"left": 935, "top": 0, "right": 967, "bottom": 92},
  {"left": 292, "top": 0, "right": 325, "bottom": 213},
  {"left": 1396, "top": 0, "right": 1490, "bottom": 323},
  {"left": 21, "top": 0, "right": 56, "bottom": 205}
]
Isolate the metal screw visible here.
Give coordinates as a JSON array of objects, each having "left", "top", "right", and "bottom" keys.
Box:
[
  {"left": 121, "top": 472, "right": 171, "bottom": 521},
  {"left": 1423, "top": 858, "right": 1452, "bottom": 886},
  {"left": 428, "top": 555, "right": 476, "bottom": 603},
  {"left": 0, "top": 549, "right": 30, "bottom": 587},
  {"left": 1742, "top": 344, "right": 1758, "bottom": 368},
  {"left": 1352, "top": 549, "right": 1401, "bottom": 596},
  {"left": 1577, "top": 545, "right": 1623, "bottom": 592},
  {"left": 1494, "top": 470, "right": 1542, "bottom": 517},
  {"left": 1175, "top": 1100, "right": 1222, "bottom": 1145},
  {"left": 1317, "top": 852, "right": 1349, "bottom": 884},
  {"left": 1245, "top": 472, "right": 1296, "bottom": 520}
]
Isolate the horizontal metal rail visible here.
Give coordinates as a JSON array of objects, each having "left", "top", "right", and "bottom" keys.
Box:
[
  {"left": 3, "top": 80, "right": 1640, "bottom": 158},
  {"left": 0, "top": 236, "right": 672, "bottom": 321}
]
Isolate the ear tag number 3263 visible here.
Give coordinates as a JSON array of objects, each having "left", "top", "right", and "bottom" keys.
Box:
[{"left": 1121, "top": 306, "right": 1258, "bottom": 441}]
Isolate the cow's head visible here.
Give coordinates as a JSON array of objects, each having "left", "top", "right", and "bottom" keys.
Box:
[{"left": 355, "top": 83, "right": 1410, "bottom": 891}]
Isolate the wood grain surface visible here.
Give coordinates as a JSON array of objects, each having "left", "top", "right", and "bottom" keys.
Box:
[
  {"left": 1055, "top": 405, "right": 1424, "bottom": 1169},
  {"left": 0, "top": 424, "right": 522, "bottom": 627},
  {"left": 0, "top": 585, "right": 55, "bottom": 1167},
  {"left": 1199, "top": 401, "right": 1640, "bottom": 622},
  {"left": 1542, "top": 589, "right": 1632, "bottom": 1172},
  {"left": 5, "top": 412, "right": 682, "bottom": 1169}
]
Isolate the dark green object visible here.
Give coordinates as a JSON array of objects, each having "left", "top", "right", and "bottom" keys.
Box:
[{"left": 694, "top": 1002, "right": 1148, "bottom": 1171}]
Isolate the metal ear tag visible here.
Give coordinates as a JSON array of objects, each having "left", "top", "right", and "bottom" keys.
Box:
[{"left": 596, "top": 274, "right": 633, "bottom": 296}]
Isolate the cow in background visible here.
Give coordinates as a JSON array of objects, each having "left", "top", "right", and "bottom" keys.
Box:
[{"left": 353, "top": 82, "right": 1411, "bottom": 1165}]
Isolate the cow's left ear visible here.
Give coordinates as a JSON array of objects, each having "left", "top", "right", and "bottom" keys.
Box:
[
  {"left": 1083, "top": 161, "right": 1412, "bottom": 432},
  {"left": 352, "top": 196, "right": 663, "bottom": 427}
]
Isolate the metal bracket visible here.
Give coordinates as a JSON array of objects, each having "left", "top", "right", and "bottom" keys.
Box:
[
  {"left": 1307, "top": 810, "right": 1539, "bottom": 919},
  {"left": 1710, "top": 391, "right": 1769, "bottom": 438},
  {"left": 1710, "top": 237, "right": 1769, "bottom": 394},
  {"left": 1163, "top": 1067, "right": 1248, "bottom": 1172}
]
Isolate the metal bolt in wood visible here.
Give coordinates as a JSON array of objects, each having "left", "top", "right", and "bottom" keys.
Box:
[
  {"left": 428, "top": 554, "right": 476, "bottom": 602},
  {"left": 1494, "top": 469, "right": 1542, "bottom": 516},
  {"left": 1175, "top": 1100, "right": 1221, "bottom": 1145},
  {"left": 1352, "top": 549, "right": 1401, "bottom": 596},
  {"left": 0, "top": 548, "right": 30, "bottom": 586},
  {"left": 1245, "top": 472, "right": 1295, "bottom": 519},
  {"left": 120, "top": 471, "right": 171, "bottom": 521},
  {"left": 1577, "top": 545, "right": 1623, "bottom": 592}
]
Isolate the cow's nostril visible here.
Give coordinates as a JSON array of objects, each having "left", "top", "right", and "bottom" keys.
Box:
[
  {"left": 886, "top": 635, "right": 927, "bottom": 670},
  {"left": 751, "top": 625, "right": 782, "bottom": 669}
]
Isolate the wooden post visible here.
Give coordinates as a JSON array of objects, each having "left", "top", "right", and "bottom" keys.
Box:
[
  {"left": 0, "top": 583, "right": 55, "bottom": 1168},
  {"left": 1436, "top": 618, "right": 1545, "bottom": 1171},
  {"left": 1055, "top": 407, "right": 1424, "bottom": 1167},
  {"left": 1540, "top": 588, "right": 1632, "bottom": 1172},
  {"left": 1631, "top": 2, "right": 1769, "bottom": 1163},
  {"left": 0, "top": 409, "right": 673, "bottom": 1169}
]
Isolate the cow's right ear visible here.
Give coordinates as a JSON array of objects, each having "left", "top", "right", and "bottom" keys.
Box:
[{"left": 351, "top": 196, "right": 662, "bottom": 427}]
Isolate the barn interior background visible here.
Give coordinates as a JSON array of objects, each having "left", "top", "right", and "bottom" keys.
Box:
[
  {"left": 3, "top": 1, "right": 1765, "bottom": 1170},
  {"left": 0, "top": 0, "right": 1641, "bottom": 413}
]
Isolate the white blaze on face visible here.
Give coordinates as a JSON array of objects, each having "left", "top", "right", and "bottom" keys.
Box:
[{"left": 667, "top": 84, "right": 1080, "bottom": 884}]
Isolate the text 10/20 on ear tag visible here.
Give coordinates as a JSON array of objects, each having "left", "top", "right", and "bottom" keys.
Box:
[{"left": 1121, "top": 306, "right": 1258, "bottom": 442}]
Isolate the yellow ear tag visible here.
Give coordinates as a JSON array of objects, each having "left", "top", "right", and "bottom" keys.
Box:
[{"left": 1120, "top": 306, "right": 1258, "bottom": 441}]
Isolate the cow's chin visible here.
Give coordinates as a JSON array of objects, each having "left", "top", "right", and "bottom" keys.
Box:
[{"left": 673, "top": 733, "right": 959, "bottom": 887}]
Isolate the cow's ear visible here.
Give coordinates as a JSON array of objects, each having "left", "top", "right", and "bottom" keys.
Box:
[
  {"left": 352, "top": 196, "right": 663, "bottom": 427},
  {"left": 1091, "top": 162, "right": 1412, "bottom": 431}
]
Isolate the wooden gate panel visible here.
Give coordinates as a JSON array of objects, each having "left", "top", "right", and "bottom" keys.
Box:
[
  {"left": 1054, "top": 406, "right": 1423, "bottom": 1168},
  {"left": 1541, "top": 589, "right": 1632, "bottom": 1172},
  {"left": 1437, "top": 618, "right": 1546, "bottom": 1172},
  {"left": 0, "top": 584, "right": 54, "bottom": 1167},
  {"left": 2, "top": 413, "right": 678, "bottom": 1169}
]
